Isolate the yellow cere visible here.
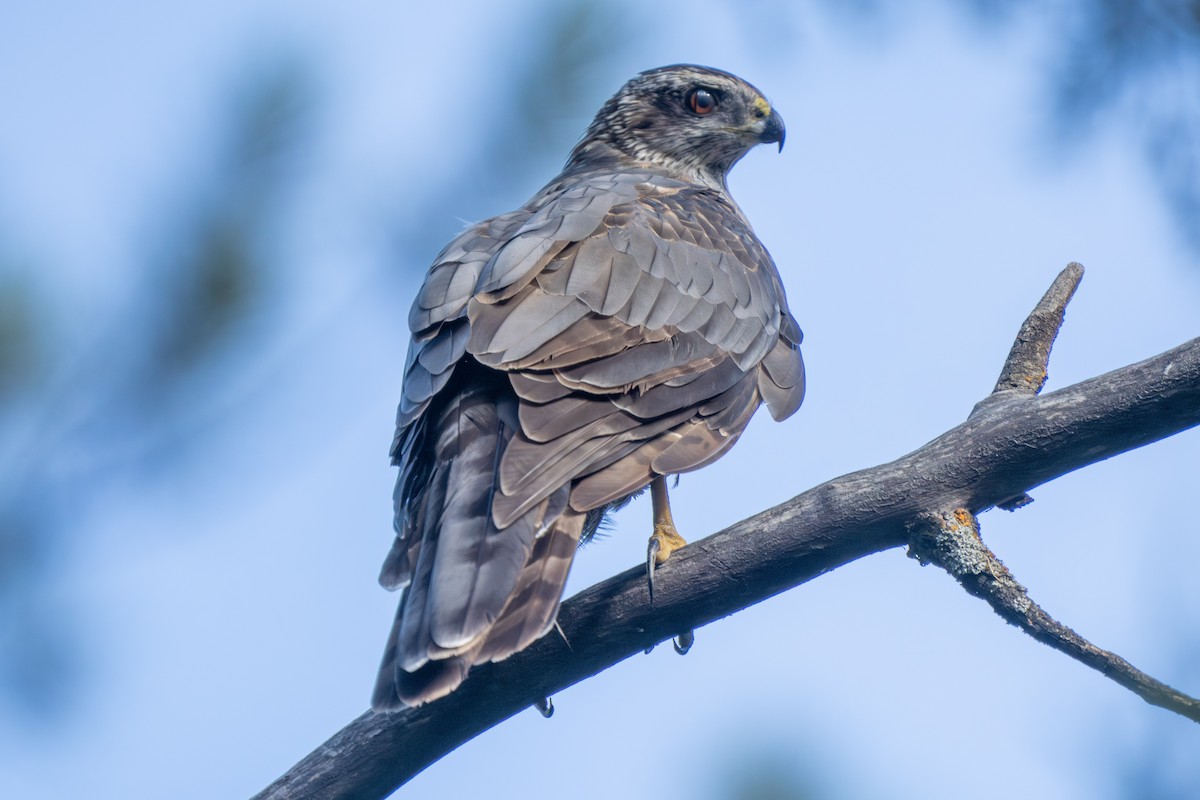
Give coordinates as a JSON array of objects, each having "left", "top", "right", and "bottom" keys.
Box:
[{"left": 753, "top": 96, "right": 772, "bottom": 118}]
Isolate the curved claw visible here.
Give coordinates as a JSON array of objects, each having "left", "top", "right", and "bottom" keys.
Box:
[
  {"left": 673, "top": 630, "right": 694, "bottom": 655},
  {"left": 646, "top": 536, "right": 660, "bottom": 602},
  {"left": 533, "top": 696, "right": 554, "bottom": 718}
]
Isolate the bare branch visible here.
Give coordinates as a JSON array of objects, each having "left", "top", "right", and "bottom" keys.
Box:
[
  {"left": 991, "top": 261, "right": 1084, "bottom": 396},
  {"left": 908, "top": 509, "right": 1200, "bottom": 722},
  {"left": 253, "top": 268, "right": 1200, "bottom": 800},
  {"left": 978, "top": 261, "right": 1083, "bottom": 510}
]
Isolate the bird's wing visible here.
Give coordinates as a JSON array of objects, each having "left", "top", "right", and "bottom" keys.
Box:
[
  {"left": 381, "top": 177, "right": 633, "bottom": 582},
  {"left": 390, "top": 176, "right": 642, "bottom": 444},
  {"left": 375, "top": 171, "right": 805, "bottom": 706},
  {"left": 375, "top": 178, "right": 639, "bottom": 703},
  {"left": 466, "top": 172, "right": 805, "bottom": 528}
]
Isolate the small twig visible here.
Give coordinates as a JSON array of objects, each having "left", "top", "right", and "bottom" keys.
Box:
[
  {"left": 908, "top": 510, "right": 1200, "bottom": 723},
  {"left": 975, "top": 261, "right": 1084, "bottom": 510},
  {"left": 992, "top": 262, "right": 1084, "bottom": 396}
]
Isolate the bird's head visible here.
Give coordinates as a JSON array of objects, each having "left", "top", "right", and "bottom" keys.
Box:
[{"left": 566, "top": 64, "right": 785, "bottom": 189}]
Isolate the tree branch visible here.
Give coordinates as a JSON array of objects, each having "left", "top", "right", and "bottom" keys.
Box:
[
  {"left": 991, "top": 261, "right": 1083, "bottom": 396},
  {"left": 253, "top": 265, "right": 1200, "bottom": 800},
  {"left": 907, "top": 509, "right": 1200, "bottom": 723}
]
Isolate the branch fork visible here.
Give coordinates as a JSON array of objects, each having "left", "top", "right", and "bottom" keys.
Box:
[{"left": 908, "top": 262, "right": 1200, "bottom": 723}]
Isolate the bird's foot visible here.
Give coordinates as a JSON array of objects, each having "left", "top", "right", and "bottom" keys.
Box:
[
  {"left": 646, "top": 520, "right": 687, "bottom": 601},
  {"left": 651, "top": 520, "right": 688, "bottom": 566},
  {"left": 644, "top": 629, "right": 695, "bottom": 655}
]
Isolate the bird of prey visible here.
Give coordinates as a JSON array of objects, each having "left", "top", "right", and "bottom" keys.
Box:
[{"left": 373, "top": 64, "right": 804, "bottom": 708}]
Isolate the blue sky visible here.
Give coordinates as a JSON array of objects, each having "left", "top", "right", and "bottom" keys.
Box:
[{"left": 2, "top": 2, "right": 1198, "bottom": 798}]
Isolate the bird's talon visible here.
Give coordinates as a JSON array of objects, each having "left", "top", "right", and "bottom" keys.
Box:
[
  {"left": 534, "top": 696, "right": 554, "bottom": 718},
  {"left": 646, "top": 537, "right": 660, "bottom": 601},
  {"left": 673, "top": 630, "right": 694, "bottom": 655}
]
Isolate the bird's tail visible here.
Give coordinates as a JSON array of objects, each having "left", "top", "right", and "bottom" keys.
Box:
[{"left": 372, "top": 374, "right": 583, "bottom": 709}]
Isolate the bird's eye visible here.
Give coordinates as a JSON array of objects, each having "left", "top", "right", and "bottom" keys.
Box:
[{"left": 687, "top": 88, "right": 718, "bottom": 115}]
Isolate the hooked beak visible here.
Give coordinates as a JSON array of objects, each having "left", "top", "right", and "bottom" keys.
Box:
[{"left": 759, "top": 108, "right": 786, "bottom": 152}]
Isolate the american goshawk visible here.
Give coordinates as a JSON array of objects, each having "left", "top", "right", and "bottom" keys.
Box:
[{"left": 373, "top": 64, "right": 805, "bottom": 708}]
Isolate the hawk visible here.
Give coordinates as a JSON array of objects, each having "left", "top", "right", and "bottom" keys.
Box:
[{"left": 373, "top": 64, "right": 804, "bottom": 708}]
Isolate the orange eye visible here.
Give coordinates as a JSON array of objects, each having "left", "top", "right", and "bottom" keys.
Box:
[{"left": 687, "top": 88, "right": 717, "bottom": 115}]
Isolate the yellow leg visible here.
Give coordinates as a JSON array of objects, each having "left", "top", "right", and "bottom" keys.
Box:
[
  {"left": 649, "top": 476, "right": 687, "bottom": 565},
  {"left": 645, "top": 477, "right": 695, "bottom": 654}
]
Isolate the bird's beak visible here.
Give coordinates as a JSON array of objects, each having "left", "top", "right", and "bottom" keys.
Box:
[{"left": 759, "top": 108, "right": 786, "bottom": 152}]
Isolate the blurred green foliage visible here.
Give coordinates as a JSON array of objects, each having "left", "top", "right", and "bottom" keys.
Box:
[
  {"left": 0, "top": 53, "right": 318, "bottom": 721},
  {"left": 0, "top": 273, "right": 41, "bottom": 403},
  {"left": 865, "top": 0, "right": 1200, "bottom": 253},
  {"left": 817, "top": 0, "right": 1200, "bottom": 251},
  {"left": 1048, "top": 0, "right": 1200, "bottom": 250},
  {"left": 718, "top": 751, "right": 823, "bottom": 800},
  {"left": 138, "top": 55, "right": 315, "bottom": 405}
]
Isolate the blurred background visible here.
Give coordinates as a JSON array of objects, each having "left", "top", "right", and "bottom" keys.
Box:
[{"left": 2, "top": 1, "right": 1198, "bottom": 798}]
